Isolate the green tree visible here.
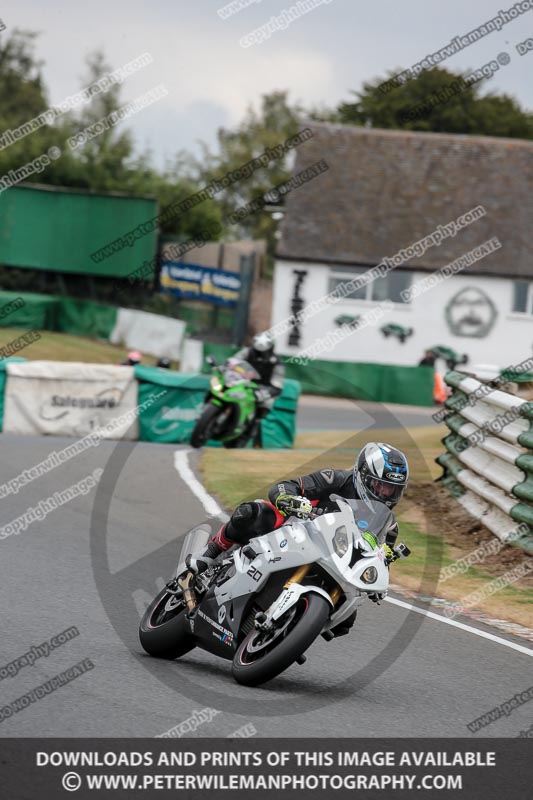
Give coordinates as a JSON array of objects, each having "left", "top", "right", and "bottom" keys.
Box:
[
  {"left": 189, "top": 91, "right": 304, "bottom": 260},
  {"left": 333, "top": 67, "right": 533, "bottom": 139}
]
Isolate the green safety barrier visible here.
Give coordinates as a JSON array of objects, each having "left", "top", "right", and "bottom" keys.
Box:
[
  {"left": 201, "top": 344, "right": 434, "bottom": 406},
  {"left": 0, "top": 290, "right": 117, "bottom": 339},
  {"left": 136, "top": 366, "right": 210, "bottom": 444},
  {"left": 135, "top": 364, "right": 300, "bottom": 448},
  {"left": 0, "top": 357, "right": 26, "bottom": 431},
  {"left": 260, "top": 379, "right": 300, "bottom": 449},
  {"left": 57, "top": 298, "right": 118, "bottom": 339},
  {"left": 0, "top": 291, "right": 61, "bottom": 330},
  {"left": 283, "top": 359, "right": 434, "bottom": 407}
]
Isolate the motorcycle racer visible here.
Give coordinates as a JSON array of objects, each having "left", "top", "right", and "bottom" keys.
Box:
[
  {"left": 233, "top": 331, "right": 285, "bottom": 418},
  {"left": 186, "top": 442, "right": 409, "bottom": 632}
]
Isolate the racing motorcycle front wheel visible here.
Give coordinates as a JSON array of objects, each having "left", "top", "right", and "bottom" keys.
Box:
[
  {"left": 139, "top": 587, "right": 195, "bottom": 659},
  {"left": 232, "top": 593, "right": 330, "bottom": 686},
  {"left": 190, "top": 403, "right": 222, "bottom": 448}
]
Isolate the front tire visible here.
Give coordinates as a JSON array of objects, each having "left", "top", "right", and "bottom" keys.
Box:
[
  {"left": 139, "top": 588, "right": 195, "bottom": 659},
  {"left": 190, "top": 403, "right": 223, "bottom": 448},
  {"left": 232, "top": 593, "right": 330, "bottom": 686}
]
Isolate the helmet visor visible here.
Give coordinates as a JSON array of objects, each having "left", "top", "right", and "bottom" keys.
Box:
[{"left": 365, "top": 475, "right": 406, "bottom": 506}]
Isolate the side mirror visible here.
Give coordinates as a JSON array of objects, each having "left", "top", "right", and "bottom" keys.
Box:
[{"left": 206, "top": 355, "right": 216, "bottom": 367}]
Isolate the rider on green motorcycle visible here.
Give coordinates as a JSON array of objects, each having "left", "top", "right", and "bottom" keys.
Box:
[{"left": 234, "top": 331, "right": 285, "bottom": 421}]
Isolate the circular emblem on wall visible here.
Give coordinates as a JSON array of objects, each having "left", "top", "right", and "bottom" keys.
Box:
[{"left": 445, "top": 286, "right": 497, "bottom": 338}]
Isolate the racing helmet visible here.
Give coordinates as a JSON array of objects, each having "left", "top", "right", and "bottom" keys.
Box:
[
  {"left": 251, "top": 332, "right": 274, "bottom": 358},
  {"left": 126, "top": 350, "right": 142, "bottom": 365},
  {"left": 354, "top": 442, "right": 409, "bottom": 509}
]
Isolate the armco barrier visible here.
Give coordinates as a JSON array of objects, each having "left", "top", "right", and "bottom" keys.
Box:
[{"left": 436, "top": 370, "right": 533, "bottom": 553}]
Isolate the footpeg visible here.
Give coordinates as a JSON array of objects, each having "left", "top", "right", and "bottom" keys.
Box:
[{"left": 321, "top": 630, "right": 335, "bottom": 642}]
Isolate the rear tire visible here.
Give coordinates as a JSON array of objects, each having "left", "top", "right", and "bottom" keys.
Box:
[
  {"left": 232, "top": 593, "right": 329, "bottom": 686},
  {"left": 190, "top": 404, "right": 222, "bottom": 448},
  {"left": 139, "top": 588, "right": 195, "bottom": 659}
]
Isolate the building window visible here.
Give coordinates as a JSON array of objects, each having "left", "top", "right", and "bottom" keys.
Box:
[
  {"left": 513, "top": 281, "right": 532, "bottom": 314},
  {"left": 328, "top": 267, "right": 411, "bottom": 304}
]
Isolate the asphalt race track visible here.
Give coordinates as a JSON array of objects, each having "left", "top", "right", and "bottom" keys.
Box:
[
  {"left": 297, "top": 396, "right": 436, "bottom": 431},
  {"left": 0, "top": 430, "right": 531, "bottom": 738}
]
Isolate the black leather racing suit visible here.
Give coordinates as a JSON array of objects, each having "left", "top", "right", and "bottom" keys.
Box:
[
  {"left": 234, "top": 347, "right": 285, "bottom": 414},
  {"left": 213, "top": 467, "right": 399, "bottom": 551},
  {"left": 208, "top": 468, "right": 399, "bottom": 636}
]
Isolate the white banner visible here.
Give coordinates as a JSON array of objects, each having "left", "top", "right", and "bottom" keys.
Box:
[
  {"left": 3, "top": 361, "right": 139, "bottom": 439},
  {"left": 110, "top": 308, "right": 186, "bottom": 360}
]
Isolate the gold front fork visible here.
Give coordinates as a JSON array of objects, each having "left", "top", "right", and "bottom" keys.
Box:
[
  {"left": 284, "top": 564, "right": 311, "bottom": 587},
  {"left": 330, "top": 585, "right": 342, "bottom": 605}
]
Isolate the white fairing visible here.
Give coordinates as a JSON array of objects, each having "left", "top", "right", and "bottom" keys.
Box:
[{"left": 213, "top": 497, "right": 391, "bottom": 632}]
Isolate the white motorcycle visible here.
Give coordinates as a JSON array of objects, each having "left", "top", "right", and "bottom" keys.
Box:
[{"left": 139, "top": 495, "right": 410, "bottom": 686}]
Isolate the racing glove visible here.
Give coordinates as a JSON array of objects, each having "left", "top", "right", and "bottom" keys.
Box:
[{"left": 275, "top": 494, "right": 313, "bottom": 519}]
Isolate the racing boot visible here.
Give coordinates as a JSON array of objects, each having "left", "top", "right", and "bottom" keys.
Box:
[{"left": 185, "top": 523, "right": 235, "bottom": 575}]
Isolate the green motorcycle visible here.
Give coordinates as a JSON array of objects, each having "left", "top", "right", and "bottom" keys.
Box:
[{"left": 190, "top": 357, "right": 261, "bottom": 448}]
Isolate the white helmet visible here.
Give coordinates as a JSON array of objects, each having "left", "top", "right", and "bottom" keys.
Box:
[{"left": 252, "top": 332, "right": 274, "bottom": 354}]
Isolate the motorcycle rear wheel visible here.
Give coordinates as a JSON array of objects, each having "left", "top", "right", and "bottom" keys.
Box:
[{"left": 232, "top": 593, "right": 329, "bottom": 686}]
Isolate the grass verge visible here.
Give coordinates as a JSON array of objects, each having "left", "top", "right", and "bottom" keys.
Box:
[
  {"left": 200, "top": 426, "right": 533, "bottom": 629},
  {"left": 0, "top": 328, "right": 159, "bottom": 365}
]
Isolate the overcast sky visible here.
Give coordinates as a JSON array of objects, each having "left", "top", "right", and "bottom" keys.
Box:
[{"left": 7, "top": 0, "right": 533, "bottom": 166}]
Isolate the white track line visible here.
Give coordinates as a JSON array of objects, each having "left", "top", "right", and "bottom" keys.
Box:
[
  {"left": 386, "top": 596, "right": 533, "bottom": 658},
  {"left": 174, "top": 449, "right": 228, "bottom": 521},
  {"left": 175, "top": 447, "right": 532, "bottom": 657}
]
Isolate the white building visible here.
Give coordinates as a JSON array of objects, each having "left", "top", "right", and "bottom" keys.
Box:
[{"left": 272, "top": 123, "right": 533, "bottom": 372}]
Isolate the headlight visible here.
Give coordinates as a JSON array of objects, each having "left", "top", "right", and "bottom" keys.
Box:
[
  {"left": 333, "top": 525, "right": 349, "bottom": 557},
  {"left": 361, "top": 566, "right": 378, "bottom": 584},
  {"left": 210, "top": 376, "right": 222, "bottom": 391}
]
